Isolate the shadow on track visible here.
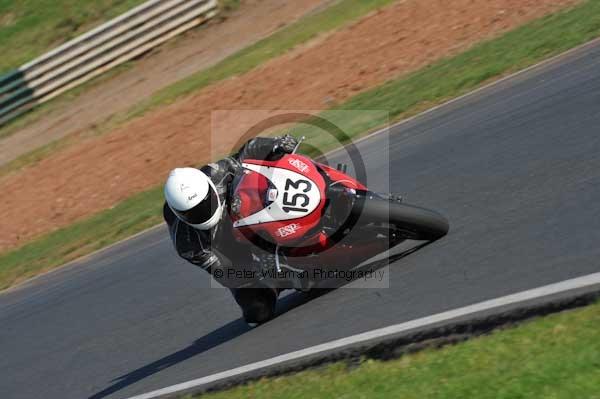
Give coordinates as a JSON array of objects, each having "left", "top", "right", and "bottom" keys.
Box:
[
  {"left": 88, "top": 241, "right": 430, "bottom": 398},
  {"left": 87, "top": 319, "right": 251, "bottom": 399},
  {"left": 273, "top": 241, "right": 432, "bottom": 315}
]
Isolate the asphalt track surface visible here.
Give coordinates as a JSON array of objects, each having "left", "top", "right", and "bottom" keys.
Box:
[{"left": 2, "top": 41, "right": 600, "bottom": 399}]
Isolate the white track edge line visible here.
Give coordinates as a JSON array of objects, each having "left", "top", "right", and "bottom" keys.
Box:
[{"left": 127, "top": 271, "right": 600, "bottom": 399}]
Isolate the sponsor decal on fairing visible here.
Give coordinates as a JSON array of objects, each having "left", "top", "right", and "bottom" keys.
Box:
[
  {"left": 288, "top": 157, "right": 309, "bottom": 173},
  {"left": 276, "top": 223, "right": 301, "bottom": 237}
]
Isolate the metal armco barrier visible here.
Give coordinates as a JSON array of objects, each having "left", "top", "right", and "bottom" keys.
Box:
[{"left": 0, "top": 0, "right": 218, "bottom": 126}]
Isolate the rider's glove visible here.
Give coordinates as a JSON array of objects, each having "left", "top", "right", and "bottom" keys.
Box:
[{"left": 273, "top": 134, "right": 298, "bottom": 155}]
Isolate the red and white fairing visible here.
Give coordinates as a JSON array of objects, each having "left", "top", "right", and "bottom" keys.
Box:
[
  {"left": 230, "top": 154, "right": 367, "bottom": 252},
  {"left": 231, "top": 155, "right": 327, "bottom": 245}
]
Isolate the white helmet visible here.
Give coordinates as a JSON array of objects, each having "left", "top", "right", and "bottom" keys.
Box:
[{"left": 164, "top": 167, "right": 224, "bottom": 230}]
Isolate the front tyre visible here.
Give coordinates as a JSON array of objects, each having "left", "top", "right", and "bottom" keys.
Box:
[
  {"left": 355, "top": 197, "right": 449, "bottom": 241},
  {"left": 232, "top": 287, "right": 277, "bottom": 325}
]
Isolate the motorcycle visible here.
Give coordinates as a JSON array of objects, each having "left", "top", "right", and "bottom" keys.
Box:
[{"left": 228, "top": 141, "right": 449, "bottom": 298}]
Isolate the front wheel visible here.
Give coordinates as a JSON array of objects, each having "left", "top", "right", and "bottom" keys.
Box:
[
  {"left": 232, "top": 287, "right": 278, "bottom": 325},
  {"left": 353, "top": 197, "right": 449, "bottom": 241}
]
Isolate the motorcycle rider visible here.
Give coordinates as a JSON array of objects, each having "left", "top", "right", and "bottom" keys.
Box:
[{"left": 163, "top": 135, "right": 299, "bottom": 324}]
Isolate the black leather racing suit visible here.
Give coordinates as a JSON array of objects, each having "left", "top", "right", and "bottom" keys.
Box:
[{"left": 163, "top": 136, "right": 297, "bottom": 322}]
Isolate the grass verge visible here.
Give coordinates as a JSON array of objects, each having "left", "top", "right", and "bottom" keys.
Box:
[
  {"left": 2, "top": 0, "right": 600, "bottom": 290},
  {"left": 0, "top": 187, "right": 164, "bottom": 290},
  {"left": 191, "top": 301, "right": 600, "bottom": 399},
  {"left": 0, "top": 0, "right": 147, "bottom": 76},
  {"left": 0, "top": 0, "right": 395, "bottom": 142},
  {"left": 129, "top": 0, "right": 395, "bottom": 113}
]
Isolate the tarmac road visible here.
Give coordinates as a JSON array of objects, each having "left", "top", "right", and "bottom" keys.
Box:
[{"left": 2, "top": 40, "right": 600, "bottom": 399}]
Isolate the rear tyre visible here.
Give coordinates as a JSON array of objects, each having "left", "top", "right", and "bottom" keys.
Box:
[{"left": 356, "top": 198, "right": 449, "bottom": 241}]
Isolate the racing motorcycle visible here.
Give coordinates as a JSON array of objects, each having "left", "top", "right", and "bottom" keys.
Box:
[{"left": 228, "top": 140, "right": 449, "bottom": 293}]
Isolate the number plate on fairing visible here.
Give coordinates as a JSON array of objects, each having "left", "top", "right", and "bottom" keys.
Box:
[{"left": 233, "top": 162, "right": 322, "bottom": 227}]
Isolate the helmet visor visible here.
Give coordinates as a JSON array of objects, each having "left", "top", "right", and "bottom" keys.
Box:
[{"left": 174, "top": 187, "right": 220, "bottom": 226}]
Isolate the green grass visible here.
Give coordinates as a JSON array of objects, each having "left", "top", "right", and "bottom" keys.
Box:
[
  {"left": 91, "top": 0, "right": 397, "bottom": 124},
  {"left": 192, "top": 301, "right": 600, "bottom": 399},
  {"left": 2, "top": 0, "right": 600, "bottom": 290},
  {"left": 0, "top": 187, "right": 163, "bottom": 290},
  {"left": 220, "top": 0, "right": 241, "bottom": 13},
  {"left": 0, "top": 0, "right": 395, "bottom": 152},
  {"left": 0, "top": 0, "right": 147, "bottom": 75},
  {"left": 338, "top": 0, "right": 600, "bottom": 118}
]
